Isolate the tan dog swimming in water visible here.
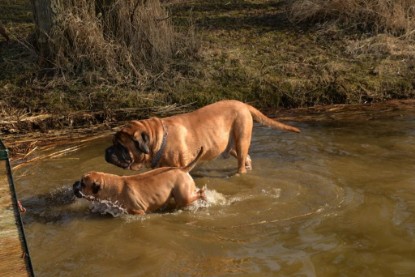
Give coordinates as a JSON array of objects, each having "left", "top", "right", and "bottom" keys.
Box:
[
  {"left": 73, "top": 148, "right": 206, "bottom": 215},
  {"left": 105, "top": 100, "right": 300, "bottom": 174}
]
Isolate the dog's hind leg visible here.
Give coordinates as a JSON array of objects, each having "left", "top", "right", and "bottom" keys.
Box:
[
  {"left": 221, "top": 132, "right": 252, "bottom": 172},
  {"left": 172, "top": 182, "right": 205, "bottom": 208},
  {"left": 221, "top": 135, "right": 234, "bottom": 159},
  {"left": 245, "top": 154, "right": 252, "bottom": 171},
  {"left": 231, "top": 112, "right": 254, "bottom": 174},
  {"left": 229, "top": 149, "right": 252, "bottom": 171}
]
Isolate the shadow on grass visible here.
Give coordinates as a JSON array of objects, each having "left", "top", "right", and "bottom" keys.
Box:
[{"left": 170, "top": 0, "right": 293, "bottom": 32}]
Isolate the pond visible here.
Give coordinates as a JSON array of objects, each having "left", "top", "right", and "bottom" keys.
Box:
[{"left": 15, "top": 104, "right": 415, "bottom": 276}]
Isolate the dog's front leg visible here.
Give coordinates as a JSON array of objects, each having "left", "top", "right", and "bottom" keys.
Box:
[{"left": 127, "top": 208, "right": 146, "bottom": 215}]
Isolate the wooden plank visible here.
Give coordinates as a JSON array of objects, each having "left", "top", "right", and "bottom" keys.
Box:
[{"left": 0, "top": 159, "right": 32, "bottom": 277}]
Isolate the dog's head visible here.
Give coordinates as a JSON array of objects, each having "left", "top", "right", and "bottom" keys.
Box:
[
  {"left": 105, "top": 121, "right": 153, "bottom": 171},
  {"left": 73, "top": 172, "right": 108, "bottom": 201}
]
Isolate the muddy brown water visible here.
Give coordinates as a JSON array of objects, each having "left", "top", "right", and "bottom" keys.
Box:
[{"left": 14, "top": 106, "right": 415, "bottom": 276}]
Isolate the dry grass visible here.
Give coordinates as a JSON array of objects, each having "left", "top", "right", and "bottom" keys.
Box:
[
  {"left": 45, "top": 0, "right": 197, "bottom": 89},
  {"left": 289, "top": 0, "right": 415, "bottom": 38},
  {"left": 1, "top": 0, "right": 415, "bottom": 134}
]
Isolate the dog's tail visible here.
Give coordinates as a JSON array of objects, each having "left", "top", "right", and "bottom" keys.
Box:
[
  {"left": 182, "top": 147, "right": 204, "bottom": 173},
  {"left": 247, "top": 104, "right": 300, "bottom": 133}
]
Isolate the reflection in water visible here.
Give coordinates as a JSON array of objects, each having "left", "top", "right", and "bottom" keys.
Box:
[{"left": 14, "top": 108, "right": 415, "bottom": 276}]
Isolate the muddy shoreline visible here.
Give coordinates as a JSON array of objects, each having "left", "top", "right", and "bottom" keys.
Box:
[{"left": 2, "top": 99, "right": 414, "bottom": 165}]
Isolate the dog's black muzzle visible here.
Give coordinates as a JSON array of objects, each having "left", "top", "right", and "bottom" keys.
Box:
[
  {"left": 73, "top": 181, "right": 83, "bottom": 198},
  {"left": 105, "top": 145, "right": 131, "bottom": 169}
]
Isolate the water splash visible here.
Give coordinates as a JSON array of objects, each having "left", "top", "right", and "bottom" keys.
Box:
[
  {"left": 261, "top": 188, "right": 282, "bottom": 199},
  {"left": 184, "top": 185, "right": 232, "bottom": 213},
  {"left": 89, "top": 200, "right": 127, "bottom": 217},
  {"left": 46, "top": 186, "right": 77, "bottom": 205},
  {"left": 76, "top": 191, "right": 127, "bottom": 217}
]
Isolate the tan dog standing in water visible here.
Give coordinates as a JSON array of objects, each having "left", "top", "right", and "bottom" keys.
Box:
[
  {"left": 73, "top": 148, "right": 206, "bottom": 215},
  {"left": 105, "top": 100, "right": 300, "bottom": 174}
]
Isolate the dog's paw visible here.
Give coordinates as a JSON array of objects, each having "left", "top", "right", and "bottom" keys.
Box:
[{"left": 198, "top": 187, "right": 207, "bottom": 201}]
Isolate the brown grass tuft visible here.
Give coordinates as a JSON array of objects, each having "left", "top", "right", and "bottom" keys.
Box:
[
  {"left": 289, "top": 0, "right": 415, "bottom": 38},
  {"left": 45, "top": 0, "right": 197, "bottom": 89}
]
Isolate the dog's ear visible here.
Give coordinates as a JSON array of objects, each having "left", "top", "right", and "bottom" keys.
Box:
[
  {"left": 92, "top": 182, "right": 101, "bottom": 194},
  {"left": 132, "top": 131, "right": 150, "bottom": 154}
]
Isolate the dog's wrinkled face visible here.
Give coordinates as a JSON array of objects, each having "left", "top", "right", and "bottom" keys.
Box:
[
  {"left": 105, "top": 122, "right": 151, "bottom": 170},
  {"left": 73, "top": 173, "right": 103, "bottom": 200}
]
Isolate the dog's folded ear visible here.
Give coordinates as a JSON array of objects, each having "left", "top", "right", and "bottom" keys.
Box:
[
  {"left": 133, "top": 131, "right": 150, "bottom": 154},
  {"left": 92, "top": 182, "right": 101, "bottom": 194}
]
